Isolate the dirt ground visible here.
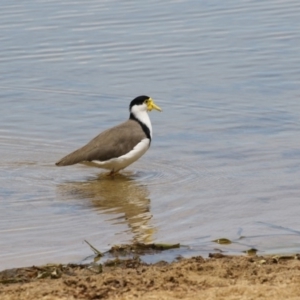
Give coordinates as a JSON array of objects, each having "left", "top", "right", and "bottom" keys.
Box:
[{"left": 1, "top": 253, "right": 300, "bottom": 300}]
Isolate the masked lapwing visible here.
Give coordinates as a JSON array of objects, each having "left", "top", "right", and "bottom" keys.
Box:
[{"left": 55, "top": 95, "right": 161, "bottom": 175}]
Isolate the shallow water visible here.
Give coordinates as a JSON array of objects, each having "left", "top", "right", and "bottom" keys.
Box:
[{"left": 1, "top": 0, "right": 300, "bottom": 270}]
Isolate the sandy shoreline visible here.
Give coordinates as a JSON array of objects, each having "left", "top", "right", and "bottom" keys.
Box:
[{"left": 1, "top": 253, "right": 300, "bottom": 299}]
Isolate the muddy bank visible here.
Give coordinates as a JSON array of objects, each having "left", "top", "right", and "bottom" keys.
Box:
[{"left": 1, "top": 253, "right": 300, "bottom": 299}]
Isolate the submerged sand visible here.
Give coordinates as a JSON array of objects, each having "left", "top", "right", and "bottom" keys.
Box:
[{"left": 1, "top": 253, "right": 300, "bottom": 299}]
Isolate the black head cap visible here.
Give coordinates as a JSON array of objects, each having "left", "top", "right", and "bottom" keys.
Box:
[{"left": 129, "top": 95, "right": 150, "bottom": 111}]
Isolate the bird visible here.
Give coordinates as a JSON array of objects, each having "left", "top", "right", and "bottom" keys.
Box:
[{"left": 55, "top": 95, "right": 161, "bottom": 176}]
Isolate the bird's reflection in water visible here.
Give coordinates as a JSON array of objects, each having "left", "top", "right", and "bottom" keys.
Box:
[{"left": 58, "top": 172, "right": 156, "bottom": 243}]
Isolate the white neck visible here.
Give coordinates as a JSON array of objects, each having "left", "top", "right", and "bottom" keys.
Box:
[{"left": 131, "top": 106, "right": 153, "bottom": 138}]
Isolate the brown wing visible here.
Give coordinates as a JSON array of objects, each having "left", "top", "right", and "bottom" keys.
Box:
[{"left": 56, "top": 119, "right": 147, "bottom": 166}]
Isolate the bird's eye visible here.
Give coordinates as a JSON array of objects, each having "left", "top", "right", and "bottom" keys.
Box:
[{"left": 145, "top": 100, "right": 149, "bottom": 104}]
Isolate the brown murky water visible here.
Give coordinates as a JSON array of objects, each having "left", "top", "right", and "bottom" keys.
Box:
[{"left": 1, "top": 0, "right": 300, "bottom": 270}]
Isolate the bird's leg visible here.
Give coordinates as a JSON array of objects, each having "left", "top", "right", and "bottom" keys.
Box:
[{"left": 107, "top": 170, "right": 119, "bottom": 178}]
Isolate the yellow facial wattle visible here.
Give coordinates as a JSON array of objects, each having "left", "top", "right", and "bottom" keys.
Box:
[{"left": 147, "top": 98, "right": 162, "bottom": 112}]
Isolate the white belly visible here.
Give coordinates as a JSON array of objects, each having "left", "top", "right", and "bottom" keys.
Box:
[{"left": 84, "top": 138, "right": 150, "bottom": 171}]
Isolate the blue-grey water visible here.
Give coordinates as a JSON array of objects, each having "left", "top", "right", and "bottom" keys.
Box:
[{"left": 1, "top": 0, "right": 300, "bottom": 270}]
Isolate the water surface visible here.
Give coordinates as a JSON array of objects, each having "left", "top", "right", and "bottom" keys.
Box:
[{"left": 1, "top": 0, "right": 300, "bottom": 270}]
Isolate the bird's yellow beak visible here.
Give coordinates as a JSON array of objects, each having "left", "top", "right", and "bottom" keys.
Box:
[{"left": 147, "top": 98, "right": 162, "bottom": 112}]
